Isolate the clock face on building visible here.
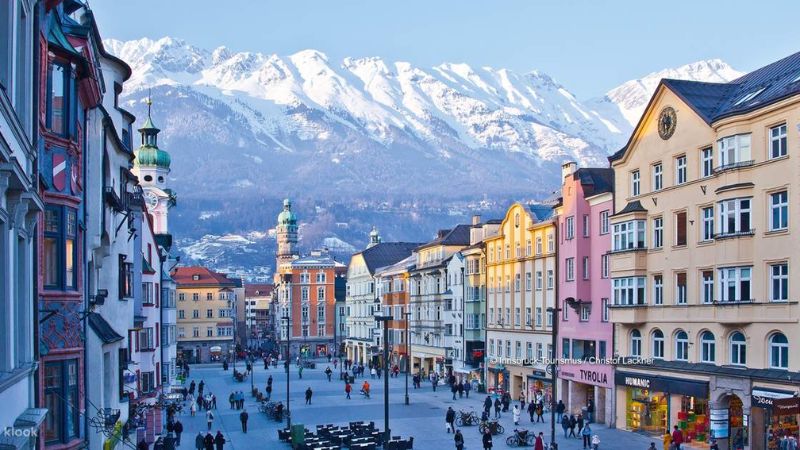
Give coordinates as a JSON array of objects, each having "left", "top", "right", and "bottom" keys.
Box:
[
  {"left": 657, "top": 106, "right": 677, "bottom": 140},
  {"left": 144, "top": 191, "right": 159, "bottom": 209}
]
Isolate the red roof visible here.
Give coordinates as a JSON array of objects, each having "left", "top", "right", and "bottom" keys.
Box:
[
  {"left": 245, "top": 283, "right": 274, "bottom": 297},
  {"left": 171, "top": 266, "right": 238, "bottom": 287}
]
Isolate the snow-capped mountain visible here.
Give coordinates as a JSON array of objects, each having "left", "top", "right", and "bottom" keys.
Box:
[{"left": 103, "top": 37, "right": 742, "bottom": 267}]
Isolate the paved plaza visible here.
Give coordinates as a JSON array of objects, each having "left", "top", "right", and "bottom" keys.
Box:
[{"left": 166, "top": 360, "right": 661, "bottom": 450}]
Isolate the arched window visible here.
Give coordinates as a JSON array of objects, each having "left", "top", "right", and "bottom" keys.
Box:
[
  {"left": 730, "top": 332, "right": 747, "bottom": 365},
  {"left": 701, "top": 331, "right": 716, "bottom": 363},
  {"left": 769, "top": 333, "right": 789, "bottom": 369},
  {"left": 652, "top": 329, "right": 664, "bottom": 359},
  {"left": 631, "top": 329, "right": 642, "bottom": 357},
  {"left": 675, "top": 331, "right": 689, "bottom": 361}
]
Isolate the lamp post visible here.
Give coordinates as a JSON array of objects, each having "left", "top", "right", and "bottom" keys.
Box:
[
  {"left": 282, "top": 315, "right": 291, "bottom": 429},
  {"left": 546, "top": 306, "right": 561, "bottom": 450},
  {"left": 403, "top": 311, "right": 412, "bottom": 405},
  {"left": 375, "top": 315, "right": 393, "bottom": 442}
]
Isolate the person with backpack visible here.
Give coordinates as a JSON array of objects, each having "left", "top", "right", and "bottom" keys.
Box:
[
  {"left": 536, "top": 402, "right": 545, "bottom": 423},
  {"left": 454, "top": 429, "right": 465, "bottom": 450}
]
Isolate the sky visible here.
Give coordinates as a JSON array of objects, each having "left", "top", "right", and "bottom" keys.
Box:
[{"left": 89, "top": 0, "right": 800, "bottom": 98}]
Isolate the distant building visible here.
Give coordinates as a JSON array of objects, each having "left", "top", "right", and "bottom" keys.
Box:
[
  {"left": 244, "top": 284, "right": 274, "bottom": 345},
  {"left": 173, "top": 267, "right": 237, "bottom": 363},
  {"left": 374, "top": 255, "right": 416, "bottom": 370}
]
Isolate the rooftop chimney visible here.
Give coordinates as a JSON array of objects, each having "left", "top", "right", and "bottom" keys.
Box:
[
  {"left": 472, "top": 214, "right": 481, "bottom": 226},
  {"left": 562, "top": 161, "right": 577, "bottom": 181}
]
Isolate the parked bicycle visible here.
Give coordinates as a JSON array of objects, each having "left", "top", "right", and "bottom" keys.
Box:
[
  {"left": 456, "top": 409, "right": 480, "bottom": 427},
  {"left": 506, "top": 428, "right": 535, "bottom": 447},
  {"left": 478, "top": 419, "right": 504, "bottom": 435}
]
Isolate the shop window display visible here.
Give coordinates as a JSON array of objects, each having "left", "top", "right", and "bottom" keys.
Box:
[
  {"left": 677, "top": 395, "right": 710, "bottom": 444},
  {"left": 626, "top": 387, "right": 668, "bottom": 434}
]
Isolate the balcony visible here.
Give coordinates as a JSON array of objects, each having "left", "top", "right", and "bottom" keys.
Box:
[
  {"left": 609, "top": 250, "right": 647, "bottom": 276},
  {"left": 610, "top": 301, "right": 799, "bottom": 325}
]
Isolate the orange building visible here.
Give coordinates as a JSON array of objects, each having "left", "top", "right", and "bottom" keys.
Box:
[{"left": 375, "top": 255, "right": 416, "bottom": 369}]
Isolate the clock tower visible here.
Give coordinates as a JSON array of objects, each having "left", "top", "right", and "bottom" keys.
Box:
[{"left": 133, "top": 97, "right": 175, "bottom": 234}]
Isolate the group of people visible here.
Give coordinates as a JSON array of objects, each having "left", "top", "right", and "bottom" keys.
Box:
[
  {"left": 194, "top": 431, "right": 225, "bottom": 450},
  {"left": 228, "top": 391, "right": 246, "bottom": 409},
  {"left": 449, "top": 375, "right": 473, "bottom": 400}
]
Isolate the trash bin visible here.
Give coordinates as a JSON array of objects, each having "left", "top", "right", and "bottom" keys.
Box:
[{"left": 291, "top": 424, "right": 305, "bottom": 446}]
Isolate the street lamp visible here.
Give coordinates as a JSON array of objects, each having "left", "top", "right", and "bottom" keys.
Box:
[
  {"left": 282, "top": 315, "right": 291, "bottom": 429},
  {"left": 375, "top": 315, "right": 393, "bottom": 442},
  {"left": 546, "top": 306, "right": 561, "bottom": 450},
  {"left": 403, "top": 311, "right": 412, "bottom": 405}
]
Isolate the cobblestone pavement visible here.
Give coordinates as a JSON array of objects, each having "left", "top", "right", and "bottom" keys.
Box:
[{"left": 167, "top": 360, "right": 662, "bottom": 450}]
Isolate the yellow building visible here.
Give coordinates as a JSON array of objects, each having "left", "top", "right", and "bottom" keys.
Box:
[
  {"left": 173, "top": 266, "right": 238, "bottom": 363},
  {"left": 608, "top": 53, "right": 800, "bottom": 449},
  {"left": 484, "top": 203, "right": 556, "bottom": 401}
]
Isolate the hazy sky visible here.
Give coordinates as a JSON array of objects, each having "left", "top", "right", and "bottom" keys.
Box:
[{"left": 90, "top": 0, "right": 800, "bottom": 98}]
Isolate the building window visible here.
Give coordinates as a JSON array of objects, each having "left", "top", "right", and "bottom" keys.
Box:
[
  {"left": 652, "top": 163, "right": 663, "bottom": 191},
  {"left": 206, "top": 309, "right": 212, "bottom": 318},
  {"left": 526, "top": 239, "right": 532, "bottom": 256},
  {"left": 675, "top": 272, "right": 687, "bottom": 304},
  {"left": 631, "top": 170, "right": 640, "bottom": 196},
  {"left": 675, "top": 155, "right": 687, "bottom": 184},
  {"left": 579, "top": 305, "right": 589, "bottom": 322},
  {"left": 701, "top": 147, "right": 713, "bottom": 177},
  {"left": 317, "top": 286, "right": 325, "bottom": 301},
  {"left": 43, "top": 207, "right": 78, "bottom": 290},
  {"left": 600, "top": 210, "right": 610, "bottom": 235},
  {"left": 535, "top": 237, "right": 542, "bottom": 255},
  {"left": 730, "top": 332, "right": 747, "bottom": 366},
  {"left": 674, "top": 211, "right": 687, "bottom": 246},
  {"left": 301, "top": 287, "right": 309, "bottom": 301},
  {"left": 770, "top": 263, "right": 788, "bottom": 302},
  {"left": 718, "top": 197, "right": 752, "bottom": 235},
  {"left": 769, "top": 333, "right": 789, "bottom": 369},
  {"left": 717, "top": 134, "right": 752, "bottom": 169},
  {"left": 582, "top": 215, "right": 590, "bottom": 237},
  {"left": 601, "top": 298, "right": 609, "bottom": 322},
  {"left": 582, "top": 256, "right": 590, "bottom": 280},
  {"left": 192, "top": 309, "right": 199, "bottom": 319},
  {"left": 525, "top": 307, "right": 532, "bottom": 326},
  {"left": 547, "top": 270, "right": 554, "bottom": 290},
  {"left": 506, "top": 341, "right": 511, "bottom": 358},
  {"left": 535, "top": 307, "right": 542, "bottom": 326},
  {"left": 630, "top": 330, "right": 642, "bottom": 357},
  {"left": 206, "top": 293, "right": 212, "bottom": 300},
  {"left": 719, "top": 267, "right": 752, "bottom": 302},
  {"left": 316, "top": 272, "right": 326, "bottom": 283},
  {"left": 562, "top": 338, "right": 571, "bottom": 358},
  {"left": 46, "top": 63, "right": 68, "bottom": 136},
  {"left": 612, "top": 220, "right": 646, "bottom": 251},
  {"left": 514, "top": 308, "right": 521, "bottom": 326},
  {"left": 652, "top": 329, "right": 664, "bottom": 359},
  {"left": 192, "top": 327, "right": 199, "bottom": 337},
  {"left": 207, "top": 327, "right": 213, "bottom": 337},
  {"left": 613, "top": 277, "right": 646, "bottom": 305},
  {"left": 653, "top": 275, "right": 663, "bottom": 305},
  {"left": 514, "top": 273, "right": 521, "bottom": 292},
  {"left": 770, "top": 124, "right": 788, "bottom": 159},
  {"left": 770, "top": 191, "right": 788, "bottom": 231},
  {"left": 192, "top": 293, "right": 199, "bottom": 301},
  {"left": 178, "top": 310, "right": 185, "bottom": 319},
  {"left": 44, "top": 359, "right": 79, "bottom": 444},
  {"left": 317, "top": 324, "right": 325, "bottom": 336},
  {"left": 565, "top": 216, "right": 575, "bottom": 240},
  {"left": 547, "top": 233, "right": 554, "bottom": 253},
  {"left": 601, "top": 254, "right": 609, "bottom": 279},
  {"left": 700, "top": 331, "right": 716, "bottom": 363},
  {"left": 674, "top": 331, "right": 688, "bottom": 361},
  {"left": 565, "top": 258, "right": 575, "bottom": 281},
  {"left": 652, "top": 217, "right": 663, "bottom": 248},
  {"left": 488, "top": 339, "right": 494, "bottom": 357},
  {"left": 526, "top": 272, "right": 532, "bottom": 291},
  {"left": 119, "top": 256, "right": 133, "bottom": 299},
  {"left": 701, "top": 207, "right": 714, "bottom": 241},
  {"left": 702, "top": 270, "right": 714, "bottom": 304}
]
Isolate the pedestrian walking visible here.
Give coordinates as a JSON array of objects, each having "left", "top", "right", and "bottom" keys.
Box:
[
  {"left": 519, "top": 393, "right": 525, "bottom": 410},
  {"left": 189, "top": 380, "right": 196, "bottom": 396},
  {"left": 671, "top": 425, "right": 684, "bottom": 450},
  {"left": 454, "top": 429, "right": 465, "bottom": 450},
  {"left": 371, "top": 367, "right": 377, "bottom": 379},
  {"left": 325, "top": 366, "right": 332, "bottom": 382},
  {"left": 305, "top": 387, "right": 313, "bottom": 404},
  {"left": 568, "top": 414, "right": 577, "bottom": 438},
  {"left": 203, "top": 433, "right": 213, "bottom": 450},
  {"left": 205, "top": 410, "right": 214, "bottom": 431},
  {"left": 587, "top": 399, "right": 595, "bottom": 423},
  {"left": 482, "top": 429, "right": 493, "bottom": 449},
  {"left": 198, "top": 380, "right": 205, "bottom": 396},
  {"left": 536, "top": 402, "right": 544, "bottom": 423},
  {"left": 190, "top": 400, "right": 196, "bottom": 417},
  {"left": 527, "top": 401, "right": 536, "bottom": 422},
  {"left": 445, "top": 407, "right": 456, "bottom": 433},
  {"left": 512, "top": 405, "right": 520, "bottom": 426},
  {"left": 577, "top": 413, "right": 585, "bottom": 434},
  {"left": 345, "top": 382, "right": 352, "bottom": 399},
  {"left": 239, "top": 409, "right": 248, "bottom": 433},
  {"left": 173, "top": 420, "right": 183, "bottom": 446},
  {"left": 591, "top": 434, "right": 600, "bottom": 450},
  {"left": 556, "top": 400, "right": 565, "bottom": 423},
  {"left": 451, "top": 382, "right": 458, "bottom": 400},
  {"left": 211, "top": 394, "right": 216, "bottom": 409},
  {"left": 458, "top": 381, "right": 464, "bottom": 398},
  {"left": 502, "top": 392, "right": 510, "bottom": 412},
  {"left": 562, "top": 414, "right": 570, "bottom": 438},
  {"left": 534, "top": 432, "right": 545, "bottom": 450},
  {"left": 464, "top": 380, "right": 471, "bottom": 398},
  {"left": 213, "top": 432, "right": 225, "bottom": 450},
  {"left": 265, "top": 384, "right": 272, "bottom": 401},
  {"left": 194, "top": 432, "right": 204, "bottom": 450},
  {"left": 493, "top": 398, "right": 501, "bottom": 418},
  {"left": 484, "top": 396, "right": 492, "bottom": 416},
  {"left": 298, "top": 366, "right": 303, "bottom": 379},
  {"left": 582, "top": 423, "right": 592, "bottom": 449},
  {"left": 137, "top": 440, "right": 148, "bottom": 450}
]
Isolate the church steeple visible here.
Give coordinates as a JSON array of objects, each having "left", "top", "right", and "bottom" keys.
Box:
[
  {"left": 133, "top": 95, "right": 175, "bottom": 235},
  {"left": 135, "top": 95, "right": 170, "bottom": 169},
  {"left": 276, "top": 198, "right": 299, "bottom": 268},
  {"left": 367, "top": 226, "right": 381, "bottom": 248}
]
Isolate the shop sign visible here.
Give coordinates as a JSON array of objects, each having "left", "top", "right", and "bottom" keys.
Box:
[
  {"left": 709, "top": 408, "right": 729, "bottom": 439},
  {"left": 578, "top": 369, "right": 609, "bottom": 386},
  {"left": 751, "top": 389, "right": 800, "bottom": 414},
  {"left": 623, "top": 376, "right": 650, "bottom": 389},
  {"left": 614, "top": 371, "right": 708, "bottom": 397}
]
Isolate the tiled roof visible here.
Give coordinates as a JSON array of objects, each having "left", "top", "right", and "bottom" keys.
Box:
[
  {"left": 172, "top": 266, "right": 238, "bottom": 287},
  {"left": 611, "top": 51, "right": 800, "bottom": 163},
  {"left": 358, "top": 242, "right": 421, "bottom": 274},
  {"left": 87, "top": 312, "right": 124, "bottom": 344},
  {"left": 613, "top": 200, "right": 648, "bottom": 216},
  {"left": 291, "top": 253, "right": 339, "bottom": 268},
  {"left": 527, "top": 204, "right": 555, "bottom": 222},
  {"left": 417, "top": 224, "right": 472, "bottom": 250},
  {"left": 575, "top": 168, "right": 614, "bottom": 197},
  {"left": 374, "top": 254, "right": 416, "bottom": 276},
  {"left": 245, "top": 283, "right": 274, "bottom": 297}
]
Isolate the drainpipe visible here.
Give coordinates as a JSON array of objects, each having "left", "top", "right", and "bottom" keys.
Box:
[{"left": 82, "top": 107, "right": 90, "bottom": 446}]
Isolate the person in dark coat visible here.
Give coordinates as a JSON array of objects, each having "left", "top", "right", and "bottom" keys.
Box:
[
  {"left": 189, "top": 380, "right": 196, "bottom": 396},
  {"left": 198, "top": 380, "right": 205, "bottom": 396},
  {"left": 240, "top": 409, "right": 249, "bottom": 433},
  {"left": 451, "top": 382, "right": 458, "bottom": 400},
  {"left": 536, "top": 402, "right": 545, "bottom": 423},
  {"left": 203, "top": 433, "right": 214, "bottom": 450},
  {"left": 213, "top": 432, "right": 225, "bottom": 450},
  {"left": 482, "top": 429, "right": 493, "bottom": 449},
  {"left": 265, "top": 384, "right": 272, "bottom": 401},
  {"left": 568, "top": 414, "right": 578, "bottom": 438},
  {"left": 454, "top": 429, "right": 465, "bottom": 450},
  {"left": 527, "top": 401, "right": 536, "bottom": 422},
  {"left": 484, "top": 396, "right": 493, "bottom": 415},
  {"left": 305, "top": 387, "right": 313, "bottom": 404},
  {"left": 445, "top": 407, "right": 456, "bottom": 433},
  {"left": 194, "top": 432, "right": 204, "bottom": 450},
  {"left": 577, "top": 413, "right": 585, "bottom": 435},
  {"left": 494, "top": 398, "right": 502, "bottom": 418},
  {"left": 556, "top": 400, "right": 565, "bottom": 423},
  {"left": 137, "top": 440, "right": 149, "bottom": 450},
  {"left": 173, "top": 420, "right": 183, "bottom": 446}
]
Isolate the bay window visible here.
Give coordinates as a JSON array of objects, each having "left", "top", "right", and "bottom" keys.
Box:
[
  {"left": 46, "top": 63, "right": 68, "bottom": 136},
  {"left": 717, "top": 134, "right": 752, "bottom": 169},
  {"left": 43, "top": 206, "right": 78, "bottom": 290},
  {"left": 718, "top": 198, "right": 752, "bottom": 235},
  {"left": 612, "top": 220, "right": 646, "bottom": 251},
  {"left": 613, "top": 277, "right": 646, "bottom": 305},
  {"left": 718, "top": 267, "right": 752, "bottom": 302},
  {"left": 44, "top": 360, "right": 79, "bottom": 443}
]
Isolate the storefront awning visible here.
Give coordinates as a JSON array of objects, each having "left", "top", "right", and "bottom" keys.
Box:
[{"left": 752, "top": 389, "right": 800, "bottom": 414}]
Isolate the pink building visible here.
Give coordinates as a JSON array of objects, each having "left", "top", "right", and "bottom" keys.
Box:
[{"left": 555, "top": 162, "right": 615, "bottom": 425}]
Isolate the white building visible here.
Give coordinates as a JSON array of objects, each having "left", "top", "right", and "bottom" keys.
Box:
[{"left": 0, "top": 1, "right": 47, "bottom": 448}]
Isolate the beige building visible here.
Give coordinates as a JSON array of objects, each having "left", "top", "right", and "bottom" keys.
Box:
[
  {"left": 485, "top": 204, "right": 556, "bottom": 401},
  {"left": 173, "top": 267, "right": 238, "bottom": 363},
  {"left": 608, "top": 53, "right": 800, "bottom": 450}
]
